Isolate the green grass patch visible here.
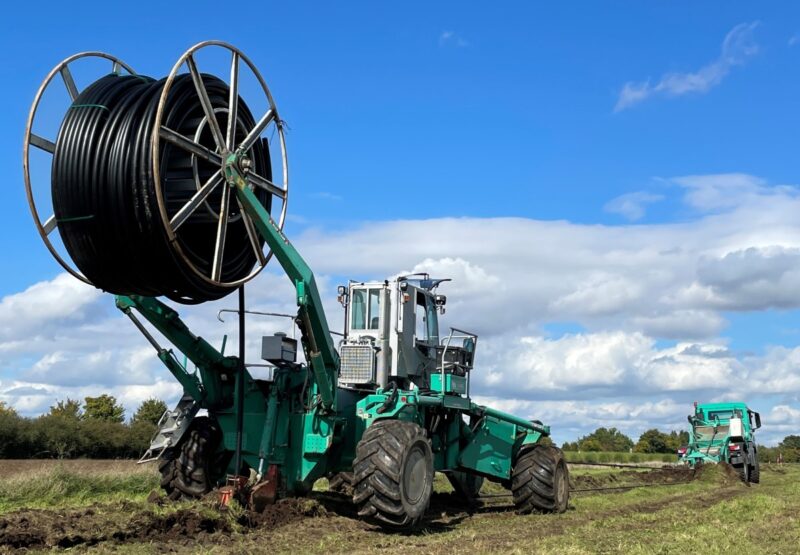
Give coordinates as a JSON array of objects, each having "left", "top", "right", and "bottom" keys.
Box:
[{"left": 0, "top": 462, "right": 158, "bottom": 513}]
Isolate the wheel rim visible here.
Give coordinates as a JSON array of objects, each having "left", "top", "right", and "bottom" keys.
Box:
[{"left": 403, "top": 444, "right": 428, "bottom": 504}]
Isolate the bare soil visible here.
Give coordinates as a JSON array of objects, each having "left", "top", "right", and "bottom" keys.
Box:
[{"left": 0, "top": 463, "right": 778, "bottom": 553}]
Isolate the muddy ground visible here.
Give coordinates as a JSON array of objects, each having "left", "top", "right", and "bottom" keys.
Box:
[{"left": 0, "top": 463, "right": 762, "bottom": 553}]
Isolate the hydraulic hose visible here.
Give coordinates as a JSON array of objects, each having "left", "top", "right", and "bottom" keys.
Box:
[{"left": 51, "top": 72, "right": 272, "bottom": 304}]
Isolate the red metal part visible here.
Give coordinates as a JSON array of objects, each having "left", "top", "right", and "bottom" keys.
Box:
[
  {"left": 219, "top": 474, "right": 249, "bottom": 508},
  {"left": 250, "top": 464, "right": 280, "bottom": 512}
]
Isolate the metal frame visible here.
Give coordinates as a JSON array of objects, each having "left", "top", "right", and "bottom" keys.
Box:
[
  {"left": 151, "top": 40, "right": 289, "bottom": 286},
  {"left": 23, "top": 52, "right": 136, "bottom": 285}
]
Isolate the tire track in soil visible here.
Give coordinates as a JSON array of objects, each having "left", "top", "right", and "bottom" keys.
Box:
[
  {"left": 0, "top": 465, "right": 752, "bottom": 551},
  {"left": 0, "top": 498, "right": 325, "bottom": 552}
]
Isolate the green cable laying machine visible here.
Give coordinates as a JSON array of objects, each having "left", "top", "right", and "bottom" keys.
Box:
[{"left": 23, "top": 41, "right": 569, "bottom": 529}]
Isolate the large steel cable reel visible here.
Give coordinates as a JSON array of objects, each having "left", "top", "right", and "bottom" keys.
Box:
[{"left": 23, "top": 41, "right": 289, "bottom": 304}]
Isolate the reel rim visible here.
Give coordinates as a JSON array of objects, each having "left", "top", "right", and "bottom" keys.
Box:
[
  {"left": 23, "top": 51, "right": 137, "bottom": 286},
  {"left": 151, "top": 40, "right": 289, "bottom": 288}
]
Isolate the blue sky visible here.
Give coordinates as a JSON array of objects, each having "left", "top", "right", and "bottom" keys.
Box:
[{"left": 1, "top": 2, "right": 800, "bottom": 445}]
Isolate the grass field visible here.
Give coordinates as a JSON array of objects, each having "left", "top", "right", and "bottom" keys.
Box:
[{"left": 0, "top": 460, "right": 798, "bottom": 554}]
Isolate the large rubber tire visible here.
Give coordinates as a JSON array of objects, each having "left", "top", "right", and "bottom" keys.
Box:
[
  {"left": 734, "top": 461, "right": 750, "bottom": 483},
  {"left": 328, "top": 472, "right": 354, "bottom": 494},
  {"left": 749, "top": 457, "right": 760, "bottom": 484},
  {"left": 159, "top": 416, "right": 222, "bottom": 500},
  {"left": 512, "top": 445, "right": 569, "bottom": 514},
  {"left": 353, "top": 420, "right": 434, "bottom": 529},
  {"left": 446, "top": 470, "right": 484, "bottom": 505}
]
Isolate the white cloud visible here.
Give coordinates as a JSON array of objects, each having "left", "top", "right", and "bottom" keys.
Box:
[
  {"left": 615, "top": 22, "right": 759, "bottom": 112},
  {"left": 2, "top": 172, "right": 799, "bottom": 443},
  {"left": 439, "top": 31, "right": 468, "bottom": 48},
  {"left": 604, "top": 191, "right": 664, "bottom": 221}
]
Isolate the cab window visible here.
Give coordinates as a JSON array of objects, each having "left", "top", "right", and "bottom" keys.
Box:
[
  {"left": 351, "top": 289, "right": 366, "bottom": 329},
  {"left": 368, "top": 289, "right": 380, "bottom": 330},
  {"left": 351, "top": 288, "right": 381, "bottom": 330},
  {"left": 414, "top": 291, "right": 429, "bottom": 341}
]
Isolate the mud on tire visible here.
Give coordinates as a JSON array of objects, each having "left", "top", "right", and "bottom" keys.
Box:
[
  {"left": 512, "top": 444, "right": 569, "bottom": 514},
  {"left": 352, "top": 420, "right": 433, "bottom": 529},
  {"left": 159, "top": 416, "right": 222, "bottom": 500}
]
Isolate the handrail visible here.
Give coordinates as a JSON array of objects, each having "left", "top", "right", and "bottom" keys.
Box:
[{"left": 439, "top": 327, "right": 478, "bottom": 396}]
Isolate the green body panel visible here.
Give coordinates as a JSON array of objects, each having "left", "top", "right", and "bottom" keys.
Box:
[
  {"left": 430, "top": 373, "right": 467, "bottom": 395},
  {"left": 459, "top": 415, "right": 516, "bottom": 478}
]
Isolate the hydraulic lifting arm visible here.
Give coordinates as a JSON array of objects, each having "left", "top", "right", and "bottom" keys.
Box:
[{"left": 230, "top": 161, "right": 339, "bottom": 411}]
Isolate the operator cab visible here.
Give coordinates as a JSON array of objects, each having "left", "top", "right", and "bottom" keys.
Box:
[{"left": 336, "top": 274, "right": 477, "bottom": 396}]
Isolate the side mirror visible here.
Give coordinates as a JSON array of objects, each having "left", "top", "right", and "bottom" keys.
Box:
[
  {"left": 754, "top": 412, "right": 761, "bottom": 429},
  {"left": 337, "top": 285, "right": 348, "bottom": 307}
]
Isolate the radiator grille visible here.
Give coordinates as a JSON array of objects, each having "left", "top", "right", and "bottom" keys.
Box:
[{"left": 340, "top": 344, "right": 375, "bottom": 384}]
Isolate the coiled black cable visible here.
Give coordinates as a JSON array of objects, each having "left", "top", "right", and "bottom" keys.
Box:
[{"left": 51, "top": 72, "right": 272, "bottom": 304}]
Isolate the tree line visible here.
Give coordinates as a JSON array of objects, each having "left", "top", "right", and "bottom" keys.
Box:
[
  {"left": 0, "top": 396, "right": 166, "bottom": 459},
  {"left": 1, "top": 400, "right": 798, "bottom": 462},
  {"left": 561, "top": 426, "right": 800, "bottom": 462}
]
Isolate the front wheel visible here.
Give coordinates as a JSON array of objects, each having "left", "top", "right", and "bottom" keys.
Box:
[
  {"left": 512, "top": 445, "right": 569, "bottom": 514},
  {"left": 352, "top": 420, "right": 434, "bottom": 529},
  {"left": 159, "top": 416, "right": 222, "bottom": 500}
]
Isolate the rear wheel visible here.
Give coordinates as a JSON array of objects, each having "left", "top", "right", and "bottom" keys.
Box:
[
  {"left": 328, "top": 472, "right": 354, "bottom": 494},
  {"left": 446, "top": 470, "right": 484, "bottom": 505},
  {"left": 159, "top": 416, "right": 222, "bottom": 500},
  {"left": 352, "top": 420, "right": 433, "bottom": 529},
  {"left": 734, "top": 461, "right": 750, "bottom": 483},
  {"left": 749, "top": 457, "right": 760, "bottom": 484},
  {"left": 512, "top": 445, "right": 569, "bottom": 514}
]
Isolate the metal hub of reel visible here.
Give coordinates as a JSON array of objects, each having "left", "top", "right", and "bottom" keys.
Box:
[{"left": 23, "top": 41, "right": 289, "bottom": 302}]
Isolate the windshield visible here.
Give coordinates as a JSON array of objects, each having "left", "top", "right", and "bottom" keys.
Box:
[
  {"left": 350, "top": 288, "right": 381, "bottom": 330},
  {"left": 707, "top": 410, "right": 740, "bottom": 421},
  {"left": 694, "top": 425, "right": 729, "bottom": 443}
]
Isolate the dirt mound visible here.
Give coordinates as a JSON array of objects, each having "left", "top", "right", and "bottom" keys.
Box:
[
  {"left": 0, "top": 497, "right": 332, "bottom": 551},
  {"left": 245, "top": 497, "right": 328, "bottom": 528},
  {"left": 571, "top": 466, "right": 696, "bottom": 491},
  {"left": 622, "top": 466, "right": 694, "bottom": 484},
  {"left": 692, "top": 462, "right": 745, "bottom": 486},
  {"left": 0, "top": 502, "right": 232, "bottom": 551}
]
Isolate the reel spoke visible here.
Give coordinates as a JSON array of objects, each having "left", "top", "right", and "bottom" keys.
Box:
[
  {"left": 159, "top": 126, "right": 222, "bottom": 165},
  {"left": 238, "top": 199, "right": 267, "bottom": 266},
  {"left": 238, "top": 108, "right": 274, "bottom": 152},
  {"left": 60, "top": 65, "right": 80, "bottom": 101},
  {"left": 211, "top": 185, "right": 231, "bottom": 281},
  {"left": 187, "top": 55, "right": 226, "bottom": 153},
  {"left": 148, "top": 41, "right": 289, "bottom": 290},
  {"left": 42, "top": 215, "right": 57, "bottom": 235},
  {"left": 247, "top": 171, "right": 286, "bottom": 199},
  {"left": 226, "top": 53, "right": 239, "bottom": 151},
  {"left": 30, "top": 134, "right": 56, "bottom": 153},
  {"left": 170, "top": 169, "right": 223, "bottom": 231}
]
